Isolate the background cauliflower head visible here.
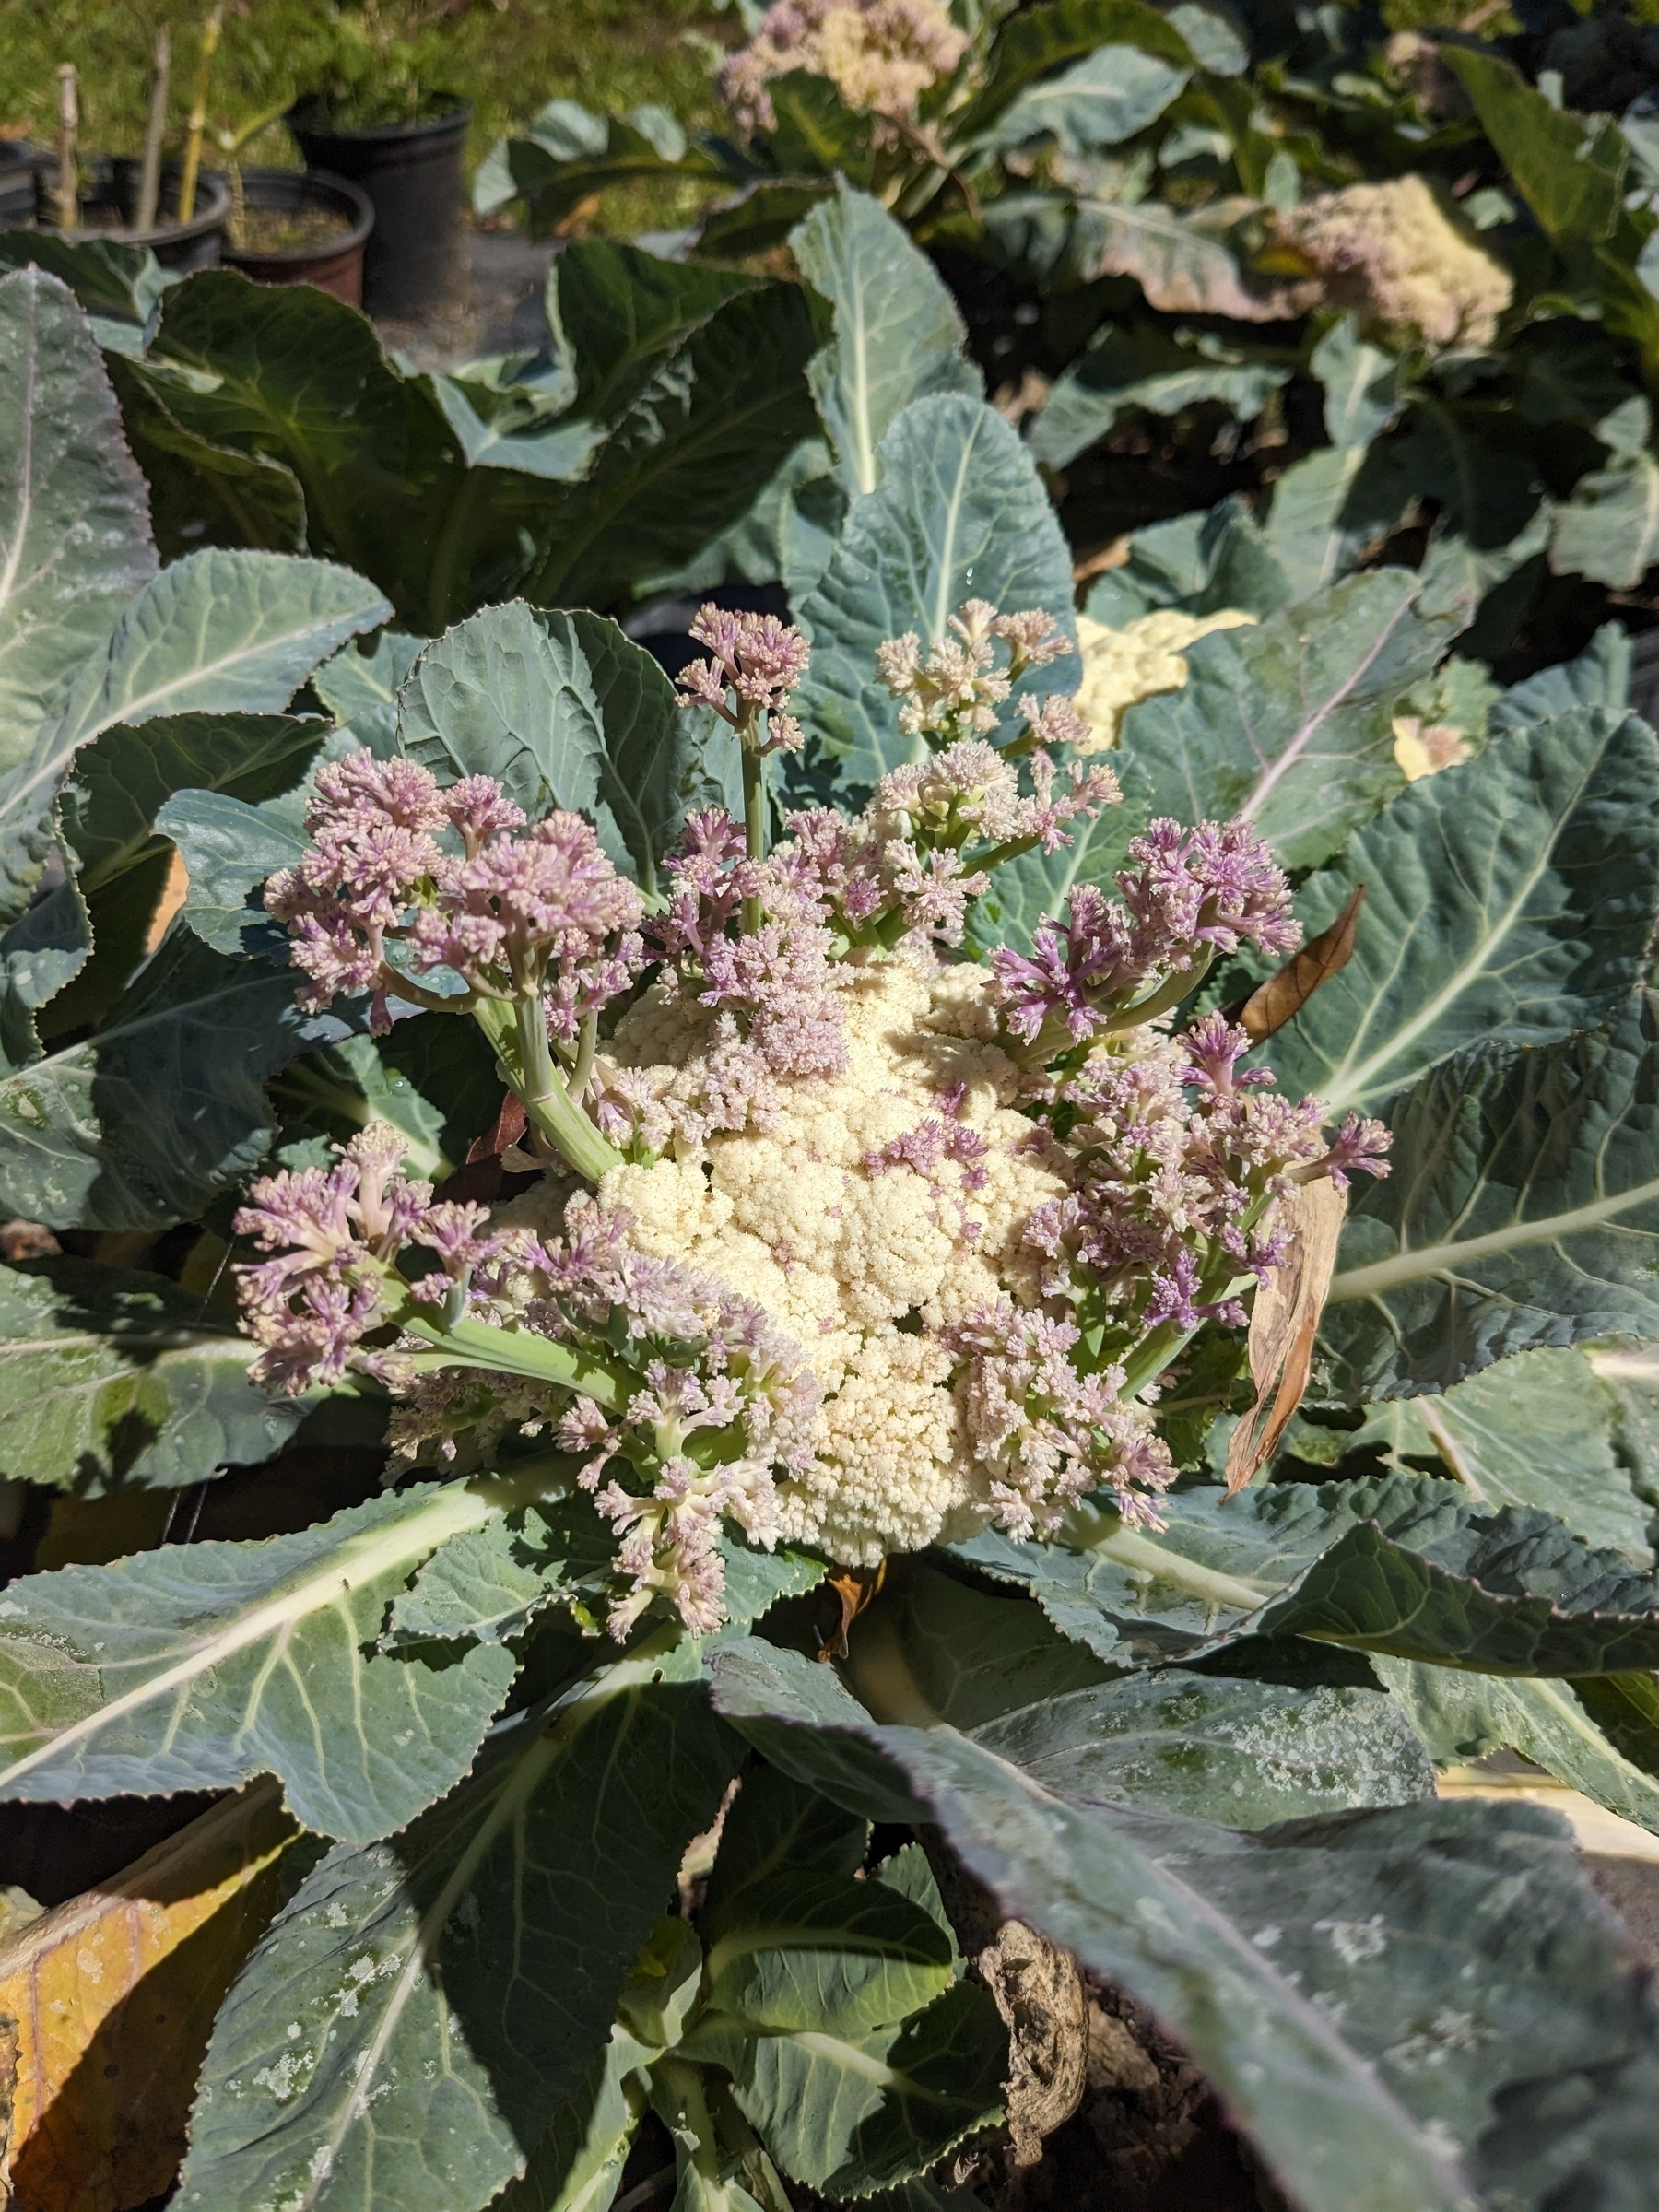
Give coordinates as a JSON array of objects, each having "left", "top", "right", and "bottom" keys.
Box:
[{"left": 1281, "top": 174, "right": 1512, "bottom": 351}]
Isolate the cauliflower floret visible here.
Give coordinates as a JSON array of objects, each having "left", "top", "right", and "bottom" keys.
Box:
[
  {"left": 1073, "top": 607, "right": 1256, "bottom": 752},
  {"left": 777, "top": 1331, "right": 964, "bottom": 1566},
  {"left": 1281, "top": 174, "right": 1512, "bottom": 351}
]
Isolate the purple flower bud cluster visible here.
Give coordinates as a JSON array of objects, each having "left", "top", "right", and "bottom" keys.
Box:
[
  {"left": 234, "top": 1124, "right": 504, "bottom": 1395},
  {"left": 236, "top": 1123, "right": 820, "bottom": 1640},
  {"left": 1021, "top": 1016, "right": 1389, "bottom": 1349},
  {"left": 265, "top": 750, "right": 644, "bottom": 1041},
  {"left": 945, "top": 1300, "right": 1174, "bottom": 1538},
  {"left": 675, "top": 605, "right": 811, "bottom": 754},
  {"left": 991, "top": 818, "right": 1300, "bottom": 1051},
  {"left": 876, "top": 599, "right": 1073, "bottom": 746}
]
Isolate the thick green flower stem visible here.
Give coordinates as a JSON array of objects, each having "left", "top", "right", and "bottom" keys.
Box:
[
  {"left": 741, "top": 742, "right": 767, "bottom": 935},
  {"left": 400, "top": 1306, "right": 632, "bottom": 1411},
  {"left": 472, "top": 994, "right": 624, "bottom": 1183}
]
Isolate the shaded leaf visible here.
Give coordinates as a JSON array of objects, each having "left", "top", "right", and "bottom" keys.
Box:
[
  {"left": 176, "top": 1677, "right": 737, "bottom": 2212},
  {"left": 686, "top": 1978, "right": 1007, "bottom": 2198},
  {"left": 702, "top": 1869, "right": 954, "bottom": 2034},
  {"left": 1323, "top": 992, "right": 1659, "bottom": 1399},
  {"left": 0, "top": 1480, "right": 524, "bottom": 1839},
  {"left": 107, "top": 348, "right": 308, "bottom": 561},
  {"left": 795, "top": 395, "right": 1076, "bottom": 782},
  {"left": 158, "top": 785, "right": 308, "bottom": 959},
  {"left": 1350, "top": 1347, "right": 1652, "bottom": 1562},
  {"left": 711, "top": 1643, "right": 1493, "bottom": 2212},
  {"left": 1029, "top": 323, "right": 1288, "bottom": 470},
  {"left": 551, "top": 236, "right": 759, "bottom": 426},
  {"left": 1266, "top": 709, "right": 1659, "bottom": 1113},
  {"left": 791, "top": 182, "right": 979, "bottom": 501},
  {"left": 526, "top": 285, "right": 821, "bottom": 611},
  {"left": 0, "top": 1253, "right": 316, "bottom": 1493},
  {"left": 0, "top": 930, "right": 330, "bottom": 1230},
  {"left": 0, "top": 876, "right": 91, "bottom": 1074},
  {"left": 1443, "top": 49, "right": 1624, "bottom": 262},
  {"left": 1117, "top": 568, "right": 1453, "bottom": 872}
]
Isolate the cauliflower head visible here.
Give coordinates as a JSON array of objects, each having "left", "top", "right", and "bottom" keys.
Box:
[
  {"left": 1283, "top": 174, "right": 1512, "bottom": 351},
  {"left": 510, "top": 955, "right": 1072, "bottom": 1565},
  {"left": 1073, "top": 607, "right": 1256, "bottom": 753}
]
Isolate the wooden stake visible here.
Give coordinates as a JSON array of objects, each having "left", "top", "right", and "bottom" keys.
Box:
[
  {"left": 134, "top": 26, "right": 171, "bottom": 232},
  {"left": 176, "top": 3, "right": 223, "bottom": 225},
  {"left": 53, "top": 63, "right": 78, "bottom": 232}
]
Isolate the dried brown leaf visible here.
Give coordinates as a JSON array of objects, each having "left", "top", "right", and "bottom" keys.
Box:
[
  {"left": 1224, "top": 1177, "right": 1347, "bottom": 1496},
  {"left": 1233, "top": 885, "right": 1366, "bottom": 1045}
]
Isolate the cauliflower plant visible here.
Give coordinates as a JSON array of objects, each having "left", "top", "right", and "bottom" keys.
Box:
[{"left": 242, "top": 600, "right": 1386, "bottom": 1637}]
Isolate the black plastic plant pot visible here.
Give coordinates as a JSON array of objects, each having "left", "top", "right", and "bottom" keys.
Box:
[
  {"left": 285, "top": 97, "right": 469, "bottom": 317},
  {"left": 32, "top": 158, "right": 229, "bottom": 269},
  {"left": 0, "top": 141, "right": 44, "bottom": 229},
  {"left": 220, "top": 166, "right": 374, "bottom": 307}
]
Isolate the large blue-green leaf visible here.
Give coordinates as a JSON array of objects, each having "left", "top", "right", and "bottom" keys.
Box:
[
  {"left": 982, "top": 45, "right": 1190, "bottom": 154},
  {"left": 1260, "top": 321, "right": 1407, "bottom": 604},
  {"left": 176, "top": 1675, "right": 737, "bottom": 2212},
  {"left": 0, "top": 547, "right": 389, "bottom": 925},
  {"left": 0, "top": 1480, "right": 535, "bottom": 1838},
  {"left": 0, "top": 1253, "right": 315, "bottom": 1493},
  {"left": 956, "top": 1470, "right": 1659, "bottom": 1677},
  {"left": 0, "top": 267, "right": 155, "bottom": 773},
  {"left": 790, "top": 183, "right": 979, "bottom": 500},
  {"left": 1117, "top": 567, "right": 1453, "bottom": 870},
  {"left": 713, "top": 1641, "right": 1654, "bottom": 2212},
  {"left": 395, "top": 602, "right": 735, "bottom": 890},
  {"left": 1350, "top": 1347, "right": 1653, "bottom": 1562},
  {"left": 0, "top": 929, "right": 333, "bottom": 1230},
  {"left": 311, "top": 629, "right": 425, "bottom": 755},
  {"left": 1323, "top": 992, "right": 1659, "bottom": 1399},
  {"left": 1266, "top": 708, "right": 1659, "bottom": 1112},
  {"left": 794, "top": 395, "right": 1076, "bottom": 782}
]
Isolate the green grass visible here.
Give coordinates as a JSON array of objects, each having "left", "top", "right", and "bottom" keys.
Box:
[{"left": 0, "top": 0, "right": 726, "bottom": 179}]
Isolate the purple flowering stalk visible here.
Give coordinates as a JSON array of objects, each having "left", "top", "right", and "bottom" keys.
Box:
[
  {"left": 234, "top": 1124, "right": 821, "bottom": 1637},
  {"left": 990, "top": 818, "right": 1302, "bottom": 1069},
  {"left": 264, "top": 751, "right": 640, "bottom": 1183},
  {"left": 675, "top": 605, "right": 812, "bottom": 933}
]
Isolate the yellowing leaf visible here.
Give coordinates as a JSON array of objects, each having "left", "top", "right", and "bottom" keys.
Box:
[{"left": 0, "top": 1780, "right": 304, "bottom": 2212}]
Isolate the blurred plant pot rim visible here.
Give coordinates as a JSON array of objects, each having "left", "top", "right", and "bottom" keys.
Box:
[{"left": 219, "top": 164, "right": 374, "bottom": 306}]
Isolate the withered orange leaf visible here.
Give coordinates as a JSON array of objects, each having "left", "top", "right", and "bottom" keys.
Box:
[{"left": 0, "top": 1781, "right": 307, "bottom": 2212}]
